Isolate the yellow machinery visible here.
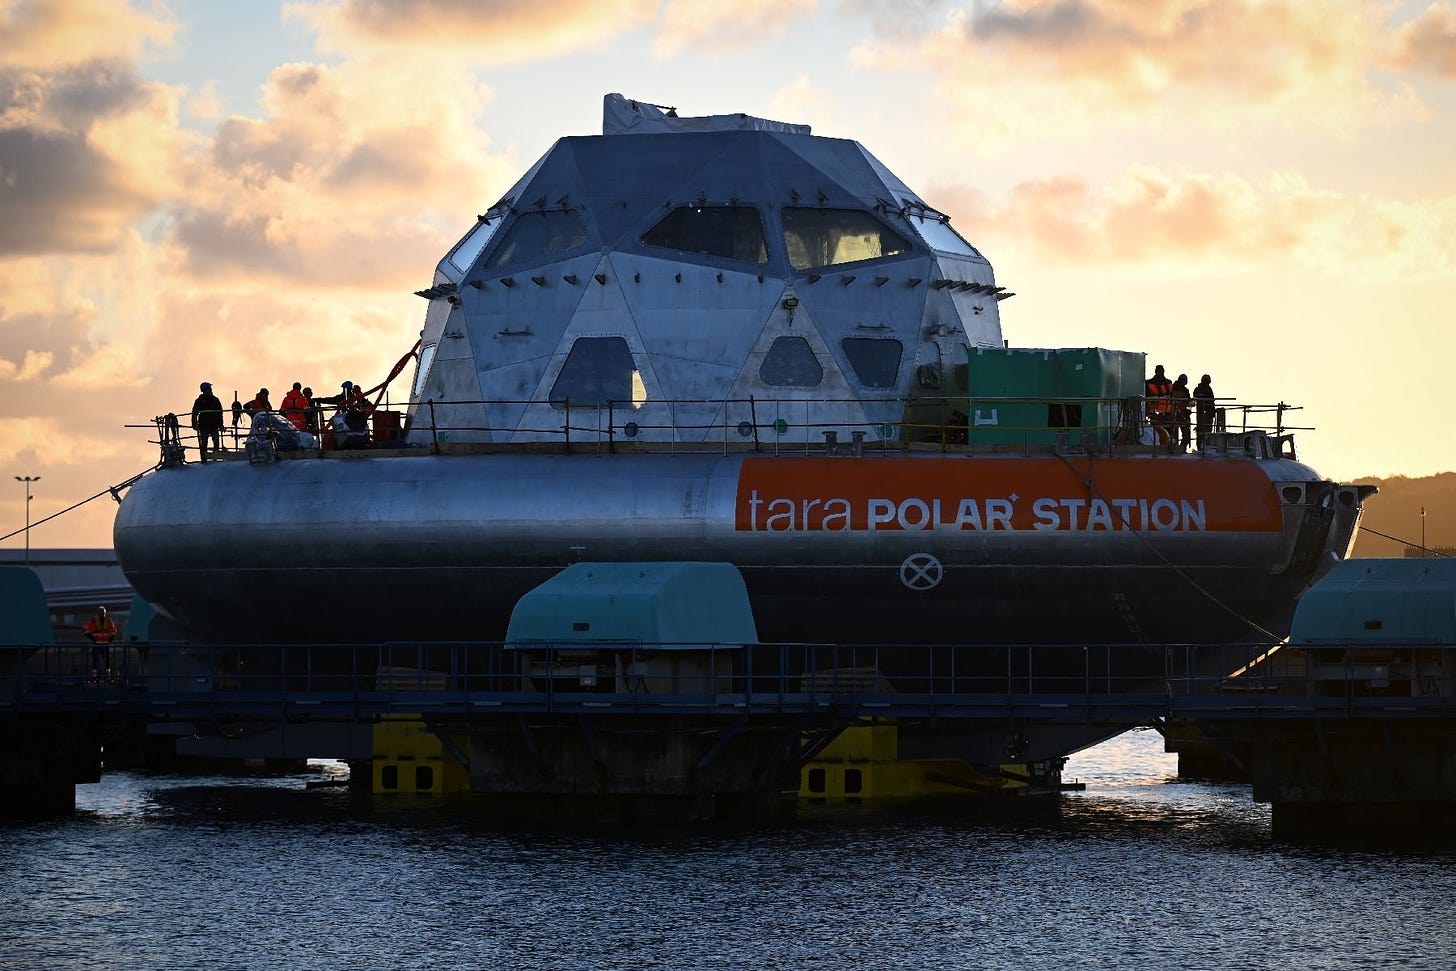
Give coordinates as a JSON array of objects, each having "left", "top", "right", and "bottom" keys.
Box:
[
  {"left": 799, "top": 724, "right": 1033, "bottom": 801},
  {"left": 371, "top": 715, "right": 469, "bottom": 795}
]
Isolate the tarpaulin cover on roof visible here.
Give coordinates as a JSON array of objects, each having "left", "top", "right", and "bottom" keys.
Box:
[
  {"left": 505, "top": 562, "right": 758, "bottom": 649},
  {"left": 1290, "top": 557, "right": 1456, "bottom": 645}
]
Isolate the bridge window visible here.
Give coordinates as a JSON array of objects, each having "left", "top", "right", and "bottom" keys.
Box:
[
  {"left": 759, "top": 336, "right": 824, "bottom": 387},
  {"left": 486, "top": 209, "right": 588, "bottom": 269},
  {"left": 782, "top": 208, "right": 912, "bottom": 270},
  {"left": 841, "top": 338, "right": 903, "bottom": 389},
  {"left": 550, "top": 337, "right": 646, "bottom": 410},
  {"left": 903, "top": 211, "right": 980, "bottom": 258},
  {"left": 410, "top": 343, "right": 437, "bottom": 400},
  {"left": 445, "top": 215, "right": 504, "bottom": 275},
  {"left": 643, "top": 206, "right": 768, "bottom": 264}
]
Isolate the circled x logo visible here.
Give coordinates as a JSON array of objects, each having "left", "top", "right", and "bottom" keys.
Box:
[{"left": 899, "top": 553, "right": 943, "bottom": 591}]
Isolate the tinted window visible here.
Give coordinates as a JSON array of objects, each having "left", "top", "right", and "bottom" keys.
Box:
[
  {"left": 782, "top": 208, "right": 912, "bottom": 270},
  {"left": 445, "top": 217, "right": 503, "bottom": 274},
  {"left": 643, "top": 206, "right": 768, "bottom": 263},
  {"left": 411, "top": 343, "right": 438, "bottom": 400},
  {"left": 486, "top": 210, "right": 588, "bottom": 269},
  {"left": 759, "top": 336, "right": 823, "bottom": 387},
  {"left": 841, "top": 338, "right": 903, "bottom": 389},
  {"left": 550, "top": 337, "right": 645, "bottom": 409},
  {"left": 904, "top": 211, "right": 979, "bottom": 257}
]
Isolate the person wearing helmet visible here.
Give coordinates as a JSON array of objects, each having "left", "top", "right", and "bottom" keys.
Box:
[
  {"left": 83, "top": 605, "right": 118, "bottom": 681},
  {"left": 190, "top": 381, "right": 225, "bottom": 462}
]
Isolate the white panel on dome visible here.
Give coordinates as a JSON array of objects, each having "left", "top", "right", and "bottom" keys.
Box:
[{"left": 603, "top": 93, "right": 810, "bottom": 136}]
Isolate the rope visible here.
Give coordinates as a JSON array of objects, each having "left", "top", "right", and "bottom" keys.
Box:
[
  {"left": 1361, "top": 526, "right": 1451, "bottom": 556},
  {"left": 1054, "top": 452, "right": 1283, "bottom": 642},
  {"left": 361, "top": 340, "right": 422, "bottom": 409},
  {"left": 0, "top": 468, "right": 154, "bottom": 545}
]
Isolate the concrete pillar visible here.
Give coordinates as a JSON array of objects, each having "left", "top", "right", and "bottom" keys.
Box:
[{"left": 1251, "top": 719, "right": 1456, "bottom": 838}]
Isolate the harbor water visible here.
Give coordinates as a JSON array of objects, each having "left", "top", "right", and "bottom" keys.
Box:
[{"left": 3, "top": 729, "right": 1453, "bottom": 970}]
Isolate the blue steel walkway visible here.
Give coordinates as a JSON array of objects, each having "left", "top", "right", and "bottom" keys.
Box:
[{"left": 5, "top": 641, "right": 1453, "bottom": 727}]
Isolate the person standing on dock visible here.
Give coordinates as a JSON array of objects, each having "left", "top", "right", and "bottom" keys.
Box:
[
  {"left": 83, "top": 605, "right": 118, "bottom": 681},
  {"left": 190, "top": 382, "right": 225, "bottom": 462},
  {"left": 1171, "top": 374, "right": 1192, "bottom": 451},
  {"left": 1193, "top": 374, "right": 1216, "bottom": 449}
]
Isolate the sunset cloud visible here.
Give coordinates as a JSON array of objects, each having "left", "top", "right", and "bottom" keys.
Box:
[
  {"left": 931, "top": 167, "right": 1456, "bottom": 281},
  {"left": 851, "top": 0, "right": 1410, "bottom": 143},
  {"left": 1389, "top": 2, "right": 1456, "bottom": 78},
  {"left": 0, "top": 57, "right": 185, "bottom": 256},
  {"left": 653, "top": 0, "right": 817, "bottom": 57},
  {"left": 0, "top": 0, "right": 176, "bottom": 70},
  {"left": 293, "top": 0, "right": 658, "bottom": 63}
]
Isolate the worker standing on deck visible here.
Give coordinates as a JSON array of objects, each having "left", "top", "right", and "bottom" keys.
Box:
[
  {"left": 1170, "top": 373, "right": 1192, "bottom": 451},
  {"left": 301, "top": 386, "right": 318, "bottom": 432},
  {"left": 190, "top": 381, "right": 225, "bottom": 462},
  {"left": 1144, "top": 364, "right": 1173, "bottom": 444},
  {"left": 244, "top": 388, "right": 272, "bottom": 415},
  {"left": 281, "top": 382, "right": 310, "bottom": 430},
  {"left": 1194, "top": 374, "right": 1216, "bottom": 449},
  {"left": 83, "top": 605, "right": 118, "bottom": 681}
]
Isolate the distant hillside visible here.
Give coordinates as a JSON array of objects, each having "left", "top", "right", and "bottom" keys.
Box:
[{"left": 1349, "top": 472, "right": 1456, "bottom": 557}]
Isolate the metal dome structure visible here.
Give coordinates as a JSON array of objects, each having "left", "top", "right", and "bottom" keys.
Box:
[{"left": 406, "top": 94, "right": 1007, "bottom": 447}]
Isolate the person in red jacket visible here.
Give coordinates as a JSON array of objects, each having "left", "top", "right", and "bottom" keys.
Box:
[
  {"left": 82, "top": 605, "right": 118, "bottom": 680},
  {"left": 244, "top": 388, "right": 272, "bottom": 415}
]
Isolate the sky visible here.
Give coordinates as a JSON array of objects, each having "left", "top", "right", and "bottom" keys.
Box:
[{"left": 2, "top": 0, "right": 1455, "bottom": 551}]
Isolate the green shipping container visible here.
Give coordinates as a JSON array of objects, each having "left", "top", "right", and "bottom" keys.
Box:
[{"left": 963, "top": 346, "right": 1146, "bottom": 447}]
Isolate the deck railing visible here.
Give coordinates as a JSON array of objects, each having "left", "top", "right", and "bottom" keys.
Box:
[{"left": 134, "top": 393, "right": 1309, "bottom": 463}]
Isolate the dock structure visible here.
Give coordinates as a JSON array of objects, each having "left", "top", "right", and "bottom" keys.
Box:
[
  {"left": 3, "top": 637, "right": 1455, "bottom": 833},
  {"left": 6, "top": 557, "right": 1456, "bottom": 834}
]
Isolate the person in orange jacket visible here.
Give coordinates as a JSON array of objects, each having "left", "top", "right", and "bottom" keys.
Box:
[
  {"left": 280, "top": 382, "right": 310, "bottom": 430},
  {"left": 82, "top": 605, "right": 118, "bottom": 680}
]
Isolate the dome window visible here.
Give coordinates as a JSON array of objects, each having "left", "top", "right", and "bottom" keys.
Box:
[
  {"left": 549, "top": 337, "right": 646, "bottom": 410},
  {"left": 782, "top": 208, "right": 912, "bottom": 270},
  {"left": 642, "top": 205, "right": 768, "bottom": 264},
  {"left": 841, "top": 337, "right": 903, "bottom": 389},
  {"left": 759, "top": 336, "right": 824, "bottom": 387},
  {"left": 486, "top": 210, "right": 588, "bottom": 270}
]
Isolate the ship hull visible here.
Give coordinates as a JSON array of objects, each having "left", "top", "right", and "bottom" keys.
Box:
[{"left": 113, "top": 450, "right": 1358, "bottom": 654}]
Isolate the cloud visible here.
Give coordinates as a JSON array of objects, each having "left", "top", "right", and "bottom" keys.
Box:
[
  {"left": 929, "top": 166, "right": 1456, "bottom": 281},
  {"left": 653, "top": 0, "right": 817, "bottom": 57},
  {"left": 1389, "top": 2, "right": 1456, "bottom": 78},
  {"left": 851, "top": 0, "right": 1410, "bottom": 143},
  {"left": 0, "top": 0, "right": 177, "bottom": 71},
  {"left": 163, "top": 55, "right": 518, "bottom": 290},
  {"left": 0, "top": 349, "right": 54, "bottom": 381},
  {"left": 291, "top": 0, "right": 658, "bottom": 63},
  {"left": 0, "top": 59, "right": 185, "bottom": 256}
]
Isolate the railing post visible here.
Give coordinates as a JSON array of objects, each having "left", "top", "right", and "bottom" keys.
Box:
[
  {"left": 749, "top": 395, "right": 761, "bottom": 452},
  {"left": 607, "top": 400, "right": 615, "bottom": 453},
  {"left": 427, "top": 400, "right": 439, "bottom": 454}
]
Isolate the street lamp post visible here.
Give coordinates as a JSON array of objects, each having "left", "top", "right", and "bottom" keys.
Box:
[
  {"left": 1421, "top": 506, "right": 1427, "bottom": 558},
  {"left": 14, "top": 475, "right": 39, "bottom": 566}
]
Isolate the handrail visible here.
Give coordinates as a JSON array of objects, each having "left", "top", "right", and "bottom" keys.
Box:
[
  {"left": 126, "top": 393, "right": 1312, "bottom": 464},
  {"left": 5, "top": 640, "right": 1451, "bottom": 722}
]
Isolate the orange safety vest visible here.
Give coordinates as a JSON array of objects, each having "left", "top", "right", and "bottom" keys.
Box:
[
  {"left": 1145, "top": 376, "right": 1173, "bottom": 414},
  {"left": 281, "top": 390, "right": 310, "bottom": 429},
  {"left": 83, "top": 617, "right": 117, "bottom": 644}
]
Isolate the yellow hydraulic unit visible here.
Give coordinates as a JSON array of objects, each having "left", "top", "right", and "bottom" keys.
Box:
[{"left": 371, "top": 715, "right": 470, "bottom": 795}]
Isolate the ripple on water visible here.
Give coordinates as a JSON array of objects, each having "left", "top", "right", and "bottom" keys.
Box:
[{"left": 1, "top": 732, "right": 1453, "bottom": 970}]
